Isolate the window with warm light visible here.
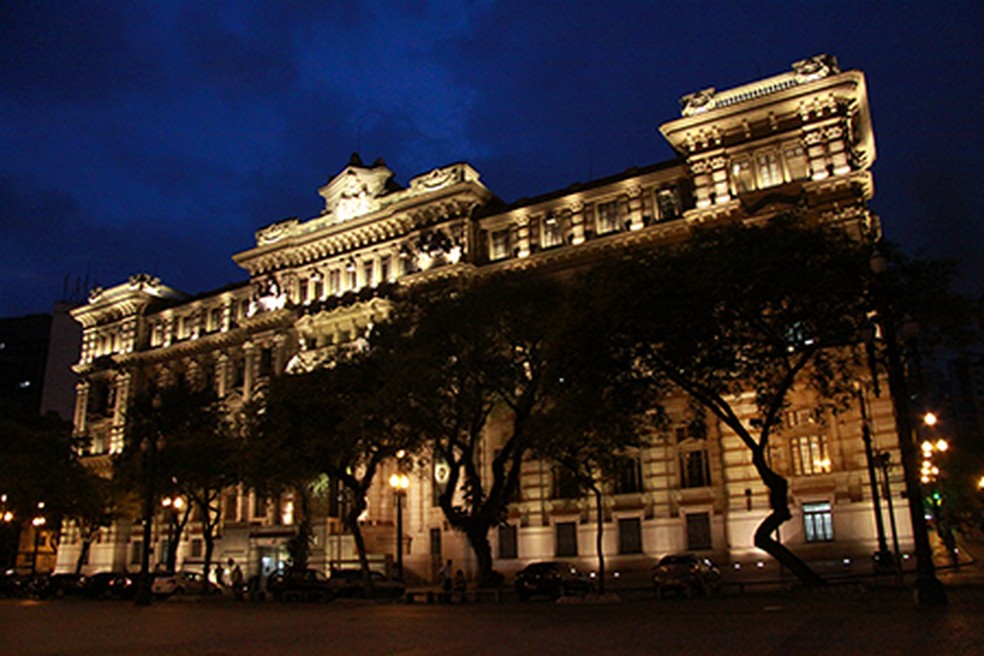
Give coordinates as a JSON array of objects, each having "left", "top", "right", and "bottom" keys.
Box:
[
  {"left": 540, "top": 214, "right": 564, "bottom": 248},
  {"left": 490, "top": 229, "right": 510, "bottom": 260},
  {"left": 791, "top": 435, "right": 831, "bottom": 476},
  {"left": 596, "top": 199, "right": 620, "bottom": 234},
  {"left": 756, "top": 150, "right": 783, "bottom": 188}
]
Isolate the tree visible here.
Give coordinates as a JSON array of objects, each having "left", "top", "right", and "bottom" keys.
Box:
[
  {"left": 530, "top": 291, "right": 662, "bottom": 594},
  {"left": 261, "top": 350, "right": 419, "bottom": 593},
  {"left": 581, "top": 217, "right": 874, "bottom": 585},
  {"left": 381, "top": 274, "right": 565, "bottom": 586},
  {"left": 116, "top": 378, "right": 236, "bottom": 585}
]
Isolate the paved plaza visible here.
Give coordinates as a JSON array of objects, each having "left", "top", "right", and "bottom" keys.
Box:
[{"left": 3, "top": 576, "right": 984, "bottom": 656}]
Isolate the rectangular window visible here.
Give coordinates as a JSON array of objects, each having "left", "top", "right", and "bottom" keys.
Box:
[
  {"left": 329, "top": 270, "right": 341, "bottom": 295},
  {"left": 190, "top": 539, "right": 203, "bottom": 558},
  {"left": 346, "top": 269, "right": 357, "bottom": 290},
  {"left": 552, "top": 467, "right": 581, "bottom": 500},
  {"left": 312, "top": 279, "right": 324, "bottom": 301},
  {"left": 298, "top": 279, "right": 309, "bottom": 305},
  {"left": 686, "top": 512, "right": 712, "bottom": 551},
  {"left": 756, "top": 151, "right": 783, "bottom": 188},
  {"left": 803, "top": 501, "right": 834, "bottom": 542},
  {"left": 680, "top": 449, "right": 711, "bottom": 489},
  {"left": 209, "top": 308, "right": 222, "bottom": 332},
  {"left": 731, "top": 157, "right": 755, "bottom": 193},
  {"left": 656, "top": 188, "right": 681, "bottom": 220},
  {"left": 490, "top": 229, "right": 510, "bottom": 260},
  {"left": 363, "top": 261, "right": 375, "bottom": 288},
  {"left": 498, "top": 524, "right": 518, "bottom": 560},
  {"left": 380, "top": 256, "right": 392, "bottom": 283},
  {"left": 555, "top": 521, "right": 578, "bottom": 557},
  {"left": 429, "top": 528, "right": 442, "bottom": 558},
  {"left": 253, "top": 496, "right": 268, "bottom": 520},
  {"left": 618, "top": 518, "right": 642, "bottom": 554},
  {"left": 130, "top": 540, "right": 143, "bottom": 565},
  {"left": 596, "top": 200, "right": 620, "bottom": 234},
  {"left": 540, "top": 214, "right": 564, "bottom": 248},
  {"left": 614, "top": 457, "right": 643, "bottom": 494},
  {"left": 224, "top": 492, "right": 238, "bottom": 522},
  {"left": 791, "top": 435, "right": 830, "bottom": 476},
  {"left": 784, "top": 144, "right": 809, "bottom": 180}
]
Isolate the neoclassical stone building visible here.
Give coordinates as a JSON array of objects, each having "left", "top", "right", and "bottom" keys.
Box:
[{"left": 56, "top": 55, "right": 906, "bottom": 582}]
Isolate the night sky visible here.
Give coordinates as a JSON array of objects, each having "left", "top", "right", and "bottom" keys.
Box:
[{"left": 2, "top": 1, "right": 982, "bottom": 318}]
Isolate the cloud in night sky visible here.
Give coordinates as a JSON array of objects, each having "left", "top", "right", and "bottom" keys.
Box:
[{"left": 2, "top": 0, "right": 983, "bottom": 316}]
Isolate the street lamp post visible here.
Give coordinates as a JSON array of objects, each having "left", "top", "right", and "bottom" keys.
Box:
[
  {"left": 388, "top": 473, "right": 409, "bottom": 582},
  {"left": 30, "top": 507, "right": 46, "bottom": 576},
  {"left": 869, "top": 250, "right": 947, "bottom": 606},
  {"left": 135, "top": 433, "right": 164, "bottom": 607},
  {"left": 857, "top": 385, "right": 892, "bottom": 570},
  {"left": 161, "top": 496, "right": 184, "bottom": 572}
]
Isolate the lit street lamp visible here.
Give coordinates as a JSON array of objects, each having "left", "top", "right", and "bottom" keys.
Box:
[
  {"left": 388, "top": 473, "right": 409, "bottom": 582},
  {"left": 161, "top": 496, "right": 185, "bottom": 572}
]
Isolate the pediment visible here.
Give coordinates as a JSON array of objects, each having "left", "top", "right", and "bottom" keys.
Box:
[{"left": 317, "top": 154, "right": 396, "bottom": 223}]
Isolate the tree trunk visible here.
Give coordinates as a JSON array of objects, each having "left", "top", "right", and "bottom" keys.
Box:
[
  {"left": 75, "top": 537, "right": 92, "bottom": 575},
  {"left": 465, "top": 525, "right": 497, "bottom": 587},
  {"left": 202, "top": 531, "right": 215, "bottom": 591},
  {"left": 751, "top": 448, "right": 825, "bottom": 586},
  {"left": 591, "top": 483, "right": 605, "bottom": 594},
  {"left": 345, "top": 498, "right": 373, "bottom": 596}
]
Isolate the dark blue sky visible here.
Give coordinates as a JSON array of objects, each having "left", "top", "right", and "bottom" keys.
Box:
[{"left": 2, "top": 1, "right": 983, "bottom": 317}]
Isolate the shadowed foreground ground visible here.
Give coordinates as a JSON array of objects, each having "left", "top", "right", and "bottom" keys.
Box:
[{"left": 3, "top": 582, "right": 984, "bottom": 656}]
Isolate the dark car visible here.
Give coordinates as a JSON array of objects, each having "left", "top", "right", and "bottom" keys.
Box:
[
  {"left": 514, "top": 561, "right": 594, "bottom": 601},
  {"left": 328, "top": 569, "right": 405, "bottom": 598},
  {"left": 652, "top": 554, "right": 722, "bottom": 598},
  {"left": 83, "top": 572, "right": 137, "bottom": 599},
  {"left": 267, "top": 568, "right": 336, "bottom": 602},
  {"left": 0, "top": 571, "right": 31, "bottom": 598},
  {"left": 39, "top": 573, "right": 87, "bottom": 598}
]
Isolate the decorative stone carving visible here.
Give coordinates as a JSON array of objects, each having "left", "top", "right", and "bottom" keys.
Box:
[
  {"left": 257, "top": 218, "right": 299, "bottom": 246},
  {"left": 792, "top": 54, "right": 840, "bottom": 83},
  {"left": 680, "top": 87, "right": 717, "bottom": 117}
]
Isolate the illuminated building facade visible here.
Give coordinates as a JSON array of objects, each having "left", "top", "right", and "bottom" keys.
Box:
[{"left": 56, "top": 56, "right": 907, "bottom": 581}]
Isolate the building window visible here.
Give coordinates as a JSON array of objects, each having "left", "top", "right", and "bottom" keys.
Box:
[
  {"left": 552, "top": 467, "right": 581, "bottom": 500},
  {"left": 784, "top": 143, "right": 809, "bottom": 180},
  {"left": 312, "top": 279, "right": 324, "bottom": 301},
  {"left": 253, "top": 496, "right": 268, "bottom": 520},
  {"left": 756, "top": 151, "right": 782, "bottom": 188},
  {"left": 540, "top": 214, "right": 564, "bottom": 248},
  {"left": 363, "top": 261, "right": 375, "bottom": 288},
  {"left": 803, "top": 501, "right": 833, "bottom": 542},
  {"left": 791, "top": 435, "right": 830, "bottom": 476},
  {"left": 596, "top": 200, "right": 620, "bottom": 234},
  {"left": 429, "top": 528, "right": 442, "bottom": 558},
  {"left": 656, "top": 188, "right": 681, "bottom": 220},
  {"left": 380, "top": 256, "right": 392, "bottom": 283},
  {"left": 686, "top": 512, "right": 712, "bottom": 551},
  {"left": 346, "top": 268, "right": 357, "bottom": 290},
  {"left": 130, "top": 540, "right": 143, "bottom": 566},
  {"left": 555, "top": 521, "right": 578, "bottom": 557},
  {"left": 209, "top": 308, "right": 222, "bottom": 332},
  {"left": 190, "top": 539, "right": 203, "bottom": 558},
  {"left": 731, "top": 157, "right": 755, "bottom": 193},
  {"left": 224, "top": 492, "right": 238, "bottom": 522},
  {"left": 259, "top": 347, "right": 274, "bottom": 377},
  {"left": 298, "top": 279, "right": 310, "bottom": 305},
  {"left": 680, "top": 448, "right": 711, "bottom": 489},
  {"left": 498, "top": 524, "right": 518, "bottom": 560},
  {"left": 613, "top": 457, "right": 643, "bottom": 495},
  {"left": 329, "top": 270, "right": 341, "bottom": 295},
  {"left": 490, "top": 229, "right": 510, "bottom": 260},
  {"left": 618, "top": 517, "right": 642, "bottom": 554}
]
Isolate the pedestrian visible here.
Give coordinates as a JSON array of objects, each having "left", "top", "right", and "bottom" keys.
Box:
[
  {"left": 453, "top": 569, "right": 466, "bottom": 601},
  {"left": 215, "top": 564, "right": 225, "bottom": 588},
  {"left": 232, "top": 564, "right": 244, "bottom": 601},
  {"left": 439, "top": 559, "right": 453, "bottom": 601}
]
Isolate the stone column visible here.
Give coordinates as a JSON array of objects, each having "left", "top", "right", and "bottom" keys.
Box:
[
  {"left": 242, "top": 341, "right": 255, "bottom": 402},
  {"left": 515, "top": 216, "right": 531, "bottom": 258},
  {"left": 690, "top": 159, "right": 713, "bottom": 208},
  {"left": 569, "top": 201, "right": 585, "bottom": 245},
  {"left": 627, "top": 186, "right": 644, "bottom": 230},
  {"left": 110, "top": 371, "right": 131, "bottom": 453},
  {"left": 73, "top": 381, "right": 90, "bottom": 437},
  {"left": 804, "top": 129, "right": 829, "bottom": 181},
  {"left": 825, "top": 124, "right": 850, "bottom": 175}
]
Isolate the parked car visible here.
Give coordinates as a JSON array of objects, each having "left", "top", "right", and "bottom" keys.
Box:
[
  {"left": 39, "top": 573, "right": 87, "bottom": 598},
  {"left": 82, "top": 572, "right": 136, "bottom": 599},
  {"left": 652, "top": 554, "right": 722, "bottom": 598},
  {"left": 328, "top": 568, "right": 405, "bottom": 598},
  {"left": 267, "top": 568, "right": 336, "bottom": 602},
  {"left": 151, "top": 571, "right": 221, "bottom": 598},
  {"left": 514, "top": 561, "right": 594, "bottom": 601},
  {"left": 0, "top": 571, "right": 32, "bottom": 598}
]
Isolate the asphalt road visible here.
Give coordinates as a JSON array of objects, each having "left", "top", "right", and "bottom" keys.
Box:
[{"left": 3, "top": 583, "right": 984, "bottom": 656}]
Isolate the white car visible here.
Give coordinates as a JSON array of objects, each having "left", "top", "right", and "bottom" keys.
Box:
[{"left": 151, "top": 571, "right": 220, "bottom": 598}]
